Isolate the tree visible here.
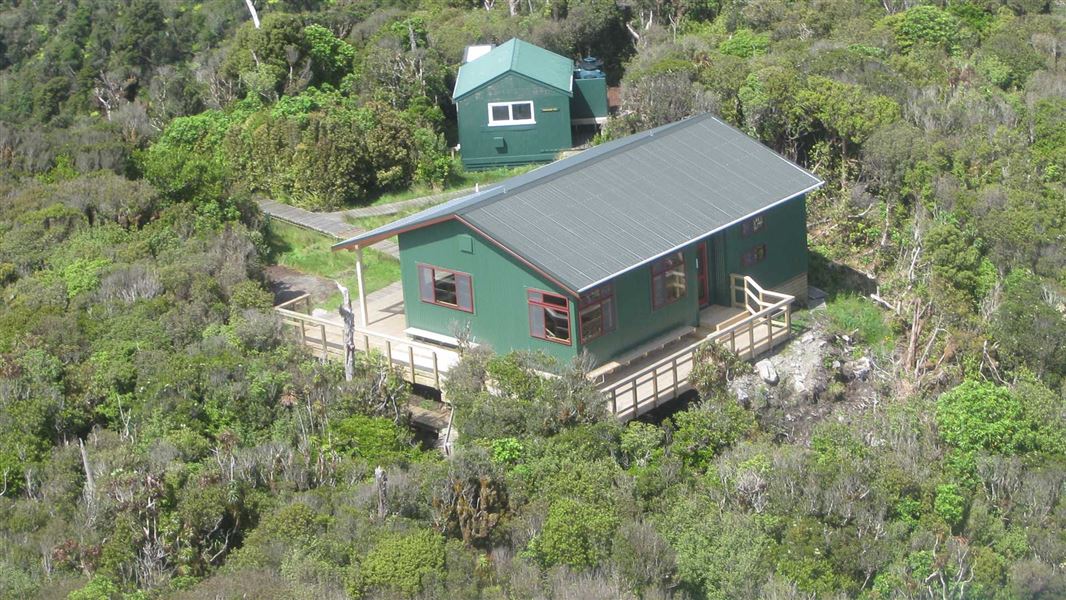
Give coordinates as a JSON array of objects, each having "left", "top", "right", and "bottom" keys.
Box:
[{"left": 992, "top": 270, "right": 1066, "bottom": 384}]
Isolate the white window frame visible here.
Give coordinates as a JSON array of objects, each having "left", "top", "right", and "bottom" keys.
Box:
[{"left": 487, "top": 101, "right": 536, "bottom": 126}]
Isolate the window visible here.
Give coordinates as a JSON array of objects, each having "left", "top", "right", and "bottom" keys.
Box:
[
  {"left": 528, "top": 290, "right": 571, "bottom": 345},
  {"left": 488, "top": 101, "right": 535, "bottom": 126},
  {"left": 742, "top": 215, "right": 765, "bottom": 236},
  {"left": 651, "top": 252, "right": 687, "bottom": 310},
  {"left": 579, "top": 284, "right": 615, "bottom": 342},
  {"left": 742, "top": 244, "right": 767, "bottom": 267},
  {"left": 418, "top": 265, "right": 473, "bottom": 312}
]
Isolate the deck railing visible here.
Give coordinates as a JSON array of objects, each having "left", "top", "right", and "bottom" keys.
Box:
[
  {"left": 274, "top": 294, "right": 452, "bottom": 390},
  {"left": 601, "top": 275, "right": 794, "bottom": 420}
]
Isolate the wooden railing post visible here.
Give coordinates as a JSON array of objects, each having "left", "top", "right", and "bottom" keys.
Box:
[
  {"left": 748, "top": 322, "right": 756, "bottom": 360},
  {"left": 320, "top": 324, "right": 328, "bottom": 358},
  {"left": 767, "top": 312, "right": 774, "bottom": 350},
  {"left": 432, "top": 353, "right": 440, "bottom": 389},
  {"left": 408, "top": 346, "right": 416, "bottom": 382},
  {"left": 610, "top": 390, "right": 617, "bottom": 415},
  {"left": 385, "top": 340, "right": 393, "bottom": 367},
  {"left": 651, "top": 367, "right": 660, "bottom": 408}
]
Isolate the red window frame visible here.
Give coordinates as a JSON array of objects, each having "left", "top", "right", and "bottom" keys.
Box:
[
  {"left": 528, "top": 289, "right": 572, "bottom": 346},
  {"left": 417, "top": 264, "right": 474, "bottom": 313},
  {"left": 741, "top": 244, "right": 767, "bottom": 267},
  {"left": 578, "top": 284, "right": 615, "bottom": 343},
  {"left": 651, "top": 252, "right": 687, "bottom": 310}
]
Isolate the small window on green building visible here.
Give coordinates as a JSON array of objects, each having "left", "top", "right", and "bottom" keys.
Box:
[
  {"left": 528, "top": 290, "right": 571, "bottom": 345},
  {"left": 651, "top": 253, "right": 687, "bottom": 310},
  {"left": 741, "top": 215, "right": 765, "bottom": 236},
  {"left": 418, "top": 264, "right": 473, "bottom": 313},
  {"left": 579, "top": 284, "right": 615, "bottom": 342},
  {"left": 741, "top": 244, "right": 767, "bottom": 267},
  {"left": 488, "top": 101, "right": 536, "bottom": 126}
]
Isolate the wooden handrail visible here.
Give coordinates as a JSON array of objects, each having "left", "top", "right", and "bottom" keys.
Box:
[
  {"left": 600, "top": 278, "right": 794, "bottom": 417},
  {"left": 276, "top": 307, "right": 444, "bottom": 357},
  {"left": 276, "top": 293, "right": 312, "bottom": 311}
]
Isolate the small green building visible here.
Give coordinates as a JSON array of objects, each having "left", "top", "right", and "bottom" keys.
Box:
[
  {"left": 335, "top": 114, "right": 822, "bottom": 368},
  {"left": 453, "top": 39, "right": 609, "bottom": 170}
]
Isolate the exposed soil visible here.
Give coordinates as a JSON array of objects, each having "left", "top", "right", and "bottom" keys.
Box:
[{"left": 264, "top": 264, "right": 339, "bottom": 306}]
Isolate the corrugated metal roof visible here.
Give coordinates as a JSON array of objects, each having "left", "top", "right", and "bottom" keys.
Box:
[
  {"left": 335, "top": 114, "right": 824, "bottom": 294},
  {"left": 453, "top": 38, "right": 574, "bottom": 100}
]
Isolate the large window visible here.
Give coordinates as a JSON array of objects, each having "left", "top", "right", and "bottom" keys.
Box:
[
  {"left": 579, "top": 284, "right": 615, "bottom": 342},
  {"left": 528, "top": 290, "right": 571, "bottom": 345},
  {"left": 488, "top": 101, "right": 535, "bottom": 126},
  {"left": 651, "top": 252, "right": 687, "bottom": 310},
  {"left": 418, "top": 264, "right": 473, "bottom": 312}
]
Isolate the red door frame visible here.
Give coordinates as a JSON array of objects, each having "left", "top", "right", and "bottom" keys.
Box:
[{"left": 696, "top": 241, "right": 710, "bottom": 308}]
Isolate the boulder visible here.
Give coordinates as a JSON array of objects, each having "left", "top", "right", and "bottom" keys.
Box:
[
  {"left": 842, "top": 357, "right": 873, "bottom": 381},
  {"left": 755, "top": 359, "right": 779, "bottom": 385}
]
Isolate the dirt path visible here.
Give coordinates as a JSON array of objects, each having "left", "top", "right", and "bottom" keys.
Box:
[{"left": 264, "top": 265, "right": 339, "bottom": 306}]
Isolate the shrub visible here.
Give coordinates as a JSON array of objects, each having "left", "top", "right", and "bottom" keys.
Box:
[
  {"left": 328, "top": 414, "right": 416, "bottom": 463},
  {"left": 360, "top": 530, "right": 446, "bottom": 596},
  {"left": 670, "top": 400, "right": 754, "bottom": 470},
  {"left": 934, "top": 483, "right": 966, "bottom": 529},
  {"left": 619, "top": 421, "right": 664, "bottom": 468},
  {"left": 935, "top": 381, "right": 1038, "bottom": 456},
  {"left": 890, "top": 5, "right": 963, "bottom": 54},
  {"left": 529, "top": 498, "right": 619, "bottom": 569},
  {"left": 719, "top": 29, "right": 769, "bottom": 58}
]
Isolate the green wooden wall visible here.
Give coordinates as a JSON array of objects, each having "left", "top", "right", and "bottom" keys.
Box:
[
  {"left": 395, "top": 195, "right": 807, "bottom": 368},
  {"left": 456, "top": 73, "right": 572, "bottom": 170},
  {"left": 398, "top": 219, "right": 578, "bottom": 364},
  {"left": 715, "top": 194, "right": 808, "bottom": 300},
  {"left": 571, "top": 78, "right": 608, "bottom": 120},
  {"left": 580, "top": 245, "right": 700, "bottom": 365}
]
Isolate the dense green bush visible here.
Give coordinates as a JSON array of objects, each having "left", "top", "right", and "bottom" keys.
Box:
[
  {"left": 359, "top": 529, "right": 446, "bottom": 596},
  {"left": 529, "top": 498, "right": 619, "bottom": 569}
]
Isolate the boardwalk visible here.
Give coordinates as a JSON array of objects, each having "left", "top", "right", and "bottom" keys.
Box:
[{"left": 259, "top": 198, "right": 401, "bottom": 258}]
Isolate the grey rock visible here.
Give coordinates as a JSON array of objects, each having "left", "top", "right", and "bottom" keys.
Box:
[
  {"left": 842, "top": 357, "right": 873, "bottom": 381},
  {"left": 756, "top": 359, "right": 779, "bottom": 385}
]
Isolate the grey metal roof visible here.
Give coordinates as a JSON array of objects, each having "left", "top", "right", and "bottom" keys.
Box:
[{"left": 335, "top": 114, "right": 823, "bottom": 294}]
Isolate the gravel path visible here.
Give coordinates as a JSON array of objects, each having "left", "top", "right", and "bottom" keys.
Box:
[{"left": 258, "top": 198, "right": 401, "bottom": 259}]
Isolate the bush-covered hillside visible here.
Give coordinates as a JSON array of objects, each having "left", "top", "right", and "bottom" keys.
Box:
[{"left": 1, "top": 1, "right": 1063, "bottom": 598}]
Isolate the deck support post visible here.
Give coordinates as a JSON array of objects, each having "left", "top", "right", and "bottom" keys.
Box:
[{"left": 355, "top": 247, "right": 369, "bottom": 328}]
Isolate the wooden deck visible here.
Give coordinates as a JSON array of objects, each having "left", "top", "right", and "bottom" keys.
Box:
[
  {"left": 275, "top": 283, "right": 459, "bottom": 389},
  {"left": 275, "top": 275, "right": 794, "bottom": 421}
]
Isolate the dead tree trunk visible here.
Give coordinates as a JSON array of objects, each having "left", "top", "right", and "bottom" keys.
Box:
[
  {"left": 243, "top": 0, "right": 261, "bottom": 28},
  {"left": 336, "top": 281, "right": 356, "bottom": 381},
  {"left": 375, "top": 466, "right": 388, "bottom": 520}
]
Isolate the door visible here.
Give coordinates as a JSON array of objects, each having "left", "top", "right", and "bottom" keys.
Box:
[{"left": 696, "top": 242, "right": 710, "bottom": 308}]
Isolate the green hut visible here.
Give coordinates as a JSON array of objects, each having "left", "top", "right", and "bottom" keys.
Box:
[
  {"left": 453, "top": 39, "right": 608, "bottom": 170},
  {"left": 334, "top": 114, "right": 822, "bottom": 370}
]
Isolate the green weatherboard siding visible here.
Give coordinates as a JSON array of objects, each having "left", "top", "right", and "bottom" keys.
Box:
[
  {"left": 398, "top": 219, "right": 578, "bottom": 364},
  {"left": 457, "top": 73, "right": 572, "bottom": 170}
]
